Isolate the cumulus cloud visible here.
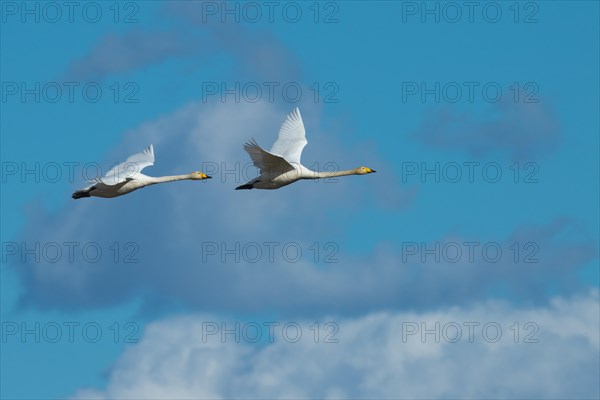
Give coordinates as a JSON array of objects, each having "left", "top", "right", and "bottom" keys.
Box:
[
  {"left": 12, "top": 100, "right": 418, "bottom": 314},
  {"left": 72, "top": 290, "right": 600, "bottom": 399},
  {"left": 9, "top": 100, "right": 595, "bottom": 315},
  {"left": 66, "top": 30, "right": 196, "bottom": 81},
  {"left": 64, "top": 2, "right": 301, "bottom": 82},
  {"left": 415, "top": 100, "right": 560, "bottom": 160},
  {"left": 8, "top": 103, "right": 597, "bottom": 315},
  {"left": 165, "top": 1, "right": 302, "bottom": 82}
]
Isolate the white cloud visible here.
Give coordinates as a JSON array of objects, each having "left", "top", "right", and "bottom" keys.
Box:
[
  {"left": 415, "top": 100, "right": 560, "bottom": 160},
  {"left": 72, "top": 290, "right": 600, "bottom": 399},
  {"left": 64, "top": 3, "right": 301, "bottom": 82},
  {"left": 65, "top": 30, "right": 195, "bottom": 81},
  {"left": 11, "top": 100, "right": 593, "bottom": 316},
  {"left": 13, "top": 99, "right": 418, "bottom": 313}
]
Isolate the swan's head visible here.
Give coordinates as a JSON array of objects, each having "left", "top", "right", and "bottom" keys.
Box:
[
  {"left": 357, "top": 166, "right": 377, "bottom": 175},
  {"left": 190, "top": 171, "right": 212, "bottom": 180}
]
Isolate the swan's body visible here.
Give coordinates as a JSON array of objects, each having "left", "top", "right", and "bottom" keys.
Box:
[
  {"left": 236, "top": 108, "right": 376, "bottom": 190},
  {"left": 72, "top": 145, "right": 211, "bottom": 199}
]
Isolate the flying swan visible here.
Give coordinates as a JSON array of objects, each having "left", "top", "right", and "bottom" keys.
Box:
[
  {"left": 236, "top": 108, "right": 376, "bottom": 190},
  {"left": 72, "top": 145, "right": 211, "bottom": 199}
]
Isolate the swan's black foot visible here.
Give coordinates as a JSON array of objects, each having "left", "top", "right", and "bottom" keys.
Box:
[
  {"left": 235, "top": 183, "right": 254, "bottom": 190},
  {"left": 72, "top": 191, "right": 90, "bottom": 199},
  {"left": 72, "top": 186, "right": 95, "bottom": 199}
]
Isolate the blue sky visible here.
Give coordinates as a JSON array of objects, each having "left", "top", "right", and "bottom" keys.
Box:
[{"left": 1, "top": 1, "right": 598, "bottom": 398}]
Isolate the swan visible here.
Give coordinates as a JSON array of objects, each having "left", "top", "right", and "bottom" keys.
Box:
[
  {"left": 72, "top": 145, "right": 211, "bottom": 199},
  {"left": 236, "top": 108, "right": 376, "bottom": 190}
]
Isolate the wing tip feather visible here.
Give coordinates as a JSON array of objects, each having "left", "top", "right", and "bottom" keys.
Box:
[
  {"left": 244, "top": 138, "right": 259, "bottom": 148},
  {"left": 145, "top": 144, "right": 155, "bottom": 161},
  {"left": 292, "top": 107, "right": 301, "bottom": 121}
]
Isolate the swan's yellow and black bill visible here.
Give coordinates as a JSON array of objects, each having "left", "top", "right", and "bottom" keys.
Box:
[{"left": 366, "top": 168, "right": 376, "bottom": 173}]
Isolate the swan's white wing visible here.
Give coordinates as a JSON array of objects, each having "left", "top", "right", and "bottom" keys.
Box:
[
  {"left": 97, "top": 145, "right": 155, "bottom": 186},
  {"left": 269, "top": 107, "right": 307, "bottom": 165},
  {"left": 244, "top": 139, "right": 294, "bottom": 175}
]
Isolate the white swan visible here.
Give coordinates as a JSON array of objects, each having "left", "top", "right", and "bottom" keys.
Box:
[
  {"left": 236, "top": 108, "right": 376, "bottom": 190},
  {"left": 72, "top": 145, "right": 211, "bottom": 199}
]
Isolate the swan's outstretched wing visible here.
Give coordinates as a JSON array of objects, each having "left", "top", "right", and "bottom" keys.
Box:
[
  {"left": 244, "top": 139, "right": 295, "bottom": 175},
  {"left": 269, "top": 107, "right": 307, "bottom": 165},
  {"left": 95, "top": 145, "right": 155, "bottom": 186}
]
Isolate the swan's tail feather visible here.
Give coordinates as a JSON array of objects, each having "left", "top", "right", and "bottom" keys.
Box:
[{"left": 72, "top": 190, "right": 91, "bottom": 199}]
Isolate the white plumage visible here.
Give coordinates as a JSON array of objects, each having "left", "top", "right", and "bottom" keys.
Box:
[
  {"left": 236, "top": 108, "right": 376, "bottom": 190},
  {"left": 72, "top": 145, "right": 211, "bottom": 199}
]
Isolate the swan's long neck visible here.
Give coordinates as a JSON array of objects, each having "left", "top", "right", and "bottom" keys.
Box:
[
  {"left": 307, "top": 169, "right": 359, "bottom": 179},
  {"left": 146, "top": 174, "right": 193, "bottom": 185}
]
